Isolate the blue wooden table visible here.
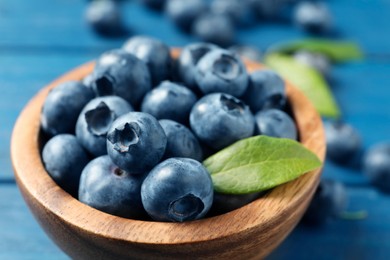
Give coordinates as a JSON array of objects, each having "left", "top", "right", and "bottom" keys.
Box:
[{"left": 1, "top": 1, "right": 390, "bottom": 259}]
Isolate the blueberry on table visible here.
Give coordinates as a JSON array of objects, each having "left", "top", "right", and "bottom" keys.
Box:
[
  {"left": 139, "top": 0, "right": 166, "bottom": 10},
  {"left": 177, "top": 42, "right": 219, "bottom": 91},
  {"left": 106, "top": 112, "right": 167, "bottom": 174},
  {"left": 210, "top": 0, "right": 257, "bottom": 27},
  {"left": 293, "top": 50, "right": 331, "bottom": 77},
  {"left": 88, "top": 49, "right": 151, "bottom": 107},
  {"left": 228, "top": 45, "right": 263, "bottom": 62},
  {"left": 190, "top": 93, "right": 255, "bottom": 150},
  {"left": 141, "top": 158, "right": 213, "bottom": 222},
  {"left": 165, "top": 0, "right": 208, "bottom": 32},
  {"left": 302, "top": 179, "right": 347, "bottom": 225},
  {"left": 123, "top": 36, "right": 172, "bottom": 86},
  {"left": 363, "top": 142, "right": 390, "bottom": 193},
  {"left": 294, "top": 1, "right": 332, "bottom": 34},
  {"left": 140, "top": 81, "right": 197, "bottom": 124},
  {"left": 159, "top": 119, "right": 203, "bottom": 161},
  {"left": 85, "top": 0, "right": 125, "bottom": 36},
  {"left": 195, "top": 49, "right": 249, "bottom": 97},
  {"left": 41, "top": 81, "right": 94, "bottom": 136},
  {"left": 78, "top": 155, "right": 147, "bottom": 219},
  {"left": 242, "top": 70, "right": 286, "bottom": 113},
  {"left": 42, "top": 134, "right": 89, "bottom": 197},
  {"left": 324, "top": 120, "right": 362, "bottom": 164},
  {"left": 249, "top": 0, "right": 286, "bottom": 20},
  {"left": 192, "top": 13, "right": 235, "bottom": 47},
  {"left": 255, "top": 109, "right": 297, "bottom": 140},
  {"left": 76, "top": 96, "right": 133, "bottom": 157}
]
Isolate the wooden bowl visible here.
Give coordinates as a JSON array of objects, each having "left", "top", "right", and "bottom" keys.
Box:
[{"left": 11, "top": 50, "right": 325, "bottom": 260}]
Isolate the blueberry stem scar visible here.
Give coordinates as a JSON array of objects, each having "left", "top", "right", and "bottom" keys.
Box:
[{"left": 107, "top": 122, "right": 140, "bottom": 153}]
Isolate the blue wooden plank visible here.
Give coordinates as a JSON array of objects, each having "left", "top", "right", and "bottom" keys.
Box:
[
  {"left": 0, "top": 0, "right": 390, "bottom": 54},
  {"left": 270, "top": 187, "right": 390, "bottom": 260},
  {"left": 0, "top": 185, "right": 68, "bottom": 259},
  {"left": 0, "top": 53, "right": 97, "bottom": 180}
]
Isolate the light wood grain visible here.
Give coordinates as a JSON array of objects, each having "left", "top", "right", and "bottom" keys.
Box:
[{"left": 11, "top": 50, "right": 325, "bottom": 260}]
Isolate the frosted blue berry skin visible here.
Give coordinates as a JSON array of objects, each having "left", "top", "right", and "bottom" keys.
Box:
[
  {"left": 88, "top": 49, "right": 151, "bottom": 107},
  {"left": 254, "top": 109, "right": 297, "bottom": 140},
  {"left": 192, "top": 13, "right": 235, "bottom": 47},
  {"left": 294, "top": 1, "right": 332, "bottom": 34},
  {"left": 211, "top": 0, "right": 257, "bottom": 27},
  {"left": 177, "top": 42, "right": 219, "bottom": 91},
  {"left": 141, "top": 158, "right": 213, "bottom": 222},
  {"left": 363, "top": 143, "right": 390, "bottom": 193},
  {"left": 324, "top": 121, "right": 362, "bottom": 163},
  {"left": 123, "top": 36, "right": 172, "bottom": 86},
  {"left": 106, "top": 112, "right": 167, "bottom": 174},
  {"left": 76, "top": 96, "right": 133, "bottom": 157},
  {"left": 85, "top": 0, "right": 125, "bottom": 36},
  {"left": 42, "top": 134, "right": 89, "bottom": 197},
  {"left": 228, "top": 45, "right": 263, "bottom": 62},
  {"left": 242, "top": 70, "right": 286, "bottom": 113},
  {"left": 165, "top": 0, "right": 208, "bottom": 32},
  {"left": 302, "top": 179, "right": 347, "bottom": 225},
  {"left": 41, "top": 81, "right": 94, "bottom": 136},
  {"left": 159, "top": 119, "right": 203, "bottom": 161},
  {"left": 190, "top": 93, "right": 255, "bottom": 150},
  {"left": 140, "top": 0, "right": 166, "bottom": 10},
  {"left": 78, "top": 155, "right": 147, "bottom": 219},
  {"left": 141, "top": 81, "right": 197, "bottom": 124},
  {"left": 195, "top": 49, "right": 249, "bottom": 97}
]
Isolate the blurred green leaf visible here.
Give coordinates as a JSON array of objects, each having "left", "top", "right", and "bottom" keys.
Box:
[
  {"left": 265, "top": 53, "right": 341, "bottom": 118},
  {"left": 267, "top": 39, "right": 364, "bottom": 62}
]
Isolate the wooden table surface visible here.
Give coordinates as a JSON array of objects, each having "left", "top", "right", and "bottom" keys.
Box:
[{"left": 1, "top": 1, "right": 390, "bottom": 259}]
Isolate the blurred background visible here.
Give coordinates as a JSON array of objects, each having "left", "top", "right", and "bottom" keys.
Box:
[{"left": 1, "top": 0, "right": 390, "bottom": 259}]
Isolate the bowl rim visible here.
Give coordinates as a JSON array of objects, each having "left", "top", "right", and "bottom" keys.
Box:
[{"left": 11, "top": 50, "right": 325, "bottom": 246}]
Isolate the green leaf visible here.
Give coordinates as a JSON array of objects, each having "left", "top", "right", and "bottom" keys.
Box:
[
  {"left": 203, "top": 135, "right": 322, "bottom": 195},
  {"left": 267, "top": 39, "right": 364, "bottom": 62},
  {"left": 265, "top": 53, "right": 341, "bottom": 118}
]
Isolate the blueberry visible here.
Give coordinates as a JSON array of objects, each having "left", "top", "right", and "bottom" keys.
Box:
[
  {"left": 177, "top": 42, "right": 219, "bottom": 91},
  {"left": 42, "top": 134, "right": 89, "bottom": 197},
  {"left": 141, "top": 158, "right": 213, "bottom": 222},
  {"left": 88, "top": 49, "right": 151, "bottom": 107},
  {"left": 293, "top": 50, "right": 331, "bottom": 77},
  {"left": 254, "top": 109, "right": 297, "bottom": 140},
  {"left": 139, "top": 0, "right": 166, "bottom": 10},
  {"left": 159, "top": 119, "right": 203, "bottom": 161},
  {"left": 210, "top": 0, "right": 257, "bottom": 27},
  {"left": 165, "top": 0, "right": 208, "bottom": 32},
  {"left": 294, "top": 1, "right": 332, "bottom": 34},
  {"left": 324, "top": 121, "right": 362, "bottom": 164},
  {"left": 242, "top": 70, "right": 286, "bottom": 113},
  {"left": 106, "top": 112, "right": 167, "bottom": 174},
  {"left": 41, "top": 81, "right": 95, "bottom": 136},
  {"left": 195, "top": 49, "right": 249, "bottom": 97},
  {"left": 302, "top": 179, "right": 347, "bottom": 225},
  {"left": 249, "top": 0, "right": 286, "bottom": 20},
  {"left": 228, "top": 45, "right": 263, "bottom": 62},
  {"left": 141, "top": 81, "right": 197, "bottom": 124},
  {"left": 210, "top": 191, "right": 263, "bottom": 216},
  {"left": 192, "top": 13, "right": 235, "bottom": 47},
  {"left": 85, "top": 0, "right": 125, "bottom": 36},
  {"left": 76, "top": 96, "right": 133, "bottom": 157},
  {"left": 190, "top": 93, "right": 255, "bottom": 150},
  {"left": 123, "top": 36, "right": 172, "bottom": 86},
  {"left": 78, "top": 155, "right": 147, "bottom": 219},
  {"left": 363, "top": 143, "right": 390, "bottom": 193}
]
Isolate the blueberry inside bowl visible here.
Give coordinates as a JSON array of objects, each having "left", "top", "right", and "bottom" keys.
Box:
[{"left": 11, "top": 49, "right": 325, "bottom": 260}]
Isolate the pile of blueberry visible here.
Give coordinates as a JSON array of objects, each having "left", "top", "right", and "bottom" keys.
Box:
[
  {"left": 40, "top": 36, "right": 298, "bottom": 222},
  {"left": 86, "top": 0, "right": 333, "bottom": 46}
]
